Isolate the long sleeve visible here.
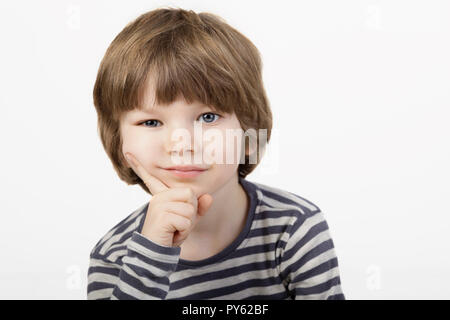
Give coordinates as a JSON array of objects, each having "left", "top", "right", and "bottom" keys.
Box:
[
  {"left": 279, "top": 210, "right": 345, "bottom": 300},
  {"left": 87, "top": 231, "right": 181, "bottom": 300}
]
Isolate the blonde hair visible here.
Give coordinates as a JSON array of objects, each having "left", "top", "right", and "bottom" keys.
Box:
[{"left": 93, "top": 7, "right": 273, "bottom": 195}]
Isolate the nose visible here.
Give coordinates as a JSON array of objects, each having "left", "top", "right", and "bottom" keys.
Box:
[{"left": 164, "top": 121, "right": 200, "bottom": 157}]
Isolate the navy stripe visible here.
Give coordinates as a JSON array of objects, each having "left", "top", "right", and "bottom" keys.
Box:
[
  {"left": 104, "top": 244, "right": 128, "bottom": 257},
  {"left": 283, "top": 219, "right": 330, "bottom": 262},
  {"left": 95, "top": 208, "right": 146, "bottom": 251},
  {"left": 248, "top": 225, "right": 291, "bottom": 238},
  {"left": 112, "top": 288, "right": 140, "bottom": 300},
  {"left": 175, "top": 276, "right": 283, "bottom": 299},
  {"left": 293, "top": 276, "right": 341, "bottom": 296},
  {"left": 243, "top": 291, "right": 291, "bottom": 300},
  {"left": 280, "top": 239, "right": 335, "bottom": 281},
  {"left": 88, "top": 281, "right": 115, "bottom": 292},
  {"left": 171, "top": 259, "right": 282, "bottom": 290},
  {"left": 127, "top": 247, "right": 179, "bottom": 272},
  {"left": 258, "top": 188, "right": 317, "bottom": 215},
  {"left": 115, "top": 269, "right": 167, "bottom": 299},
  {"left": 254, "top": 204, "right": 301, "bottom": 218},
  {"left": 125, "top": 263, "right": 171, "bottom": 286},
  {"left": 327, "top": 293, "right": 346, "bottom": 300},
  {"left": 292, "top": 257, "right": 339, "bottom": 283},
  {"left": 269, "top": 214, "right": 325, "bottom": 256},
  {"left": 174, "top": 242, "right": 279, "bottom": 272},
  {"left": 131, "top": 231, "right": 181, "bottom": 256},
  {"left": 88, "top": 266, "right": 121, "bottom": 278}
]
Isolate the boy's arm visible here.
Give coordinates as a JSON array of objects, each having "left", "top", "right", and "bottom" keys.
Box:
[
  {"left": 87, "top": 231, "right": 180, "bottom": 300},
  {"left": 279, "top": 210, "right": 345, "bottom": 300}
]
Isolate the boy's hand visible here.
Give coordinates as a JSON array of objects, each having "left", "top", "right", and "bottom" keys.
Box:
[{"left": 125, "top": 152, "right": 213, "bottom": 247}]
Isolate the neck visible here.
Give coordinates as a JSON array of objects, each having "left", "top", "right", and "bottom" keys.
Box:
[{"left": 190, "top": 173, "right": 249, "bottom": 238}]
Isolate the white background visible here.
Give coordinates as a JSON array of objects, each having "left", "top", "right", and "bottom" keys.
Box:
[{"left": 0, "top": 0, "right": 449, "bottom": 299}]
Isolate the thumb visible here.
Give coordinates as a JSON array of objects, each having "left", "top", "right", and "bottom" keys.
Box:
[{"left": 197, "top": 193, "right": 213, "bottom": 216}]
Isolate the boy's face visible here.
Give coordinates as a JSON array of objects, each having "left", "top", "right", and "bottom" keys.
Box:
[{"left": 119, "top": 84, "right": 246, "bottom": 198}]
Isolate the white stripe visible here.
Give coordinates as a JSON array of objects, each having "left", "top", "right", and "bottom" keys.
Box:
[
  {"left": 170, "top": 250, "right": 279, "bottom": 283},
  {"left": 290, "top": 249, "right": 339, "bottom": 282},
  {"left": 243, "top": 231, "right": 289, "bottom": 248},
  {"left": 95, "top": 204, "right": 146, "bottom": 251},
  {"left": 121, "top": 262, "right": 169, "bottom": 293},
  {"left": 106, "top": 249, "right": 128, "bottom": 264},
  {"left": 256, "top": 182, "right": 319, "bottom": 212},
  {"left": 127, "top": 238, "right": 179, "bottom": 264},
  {"left": 88, "top": 288, "right": 113, "bottom": 300},
  {"left": 261, "top": 195, "right": 307, "bottom": 214},
  {"left": 252, "top": 214, "right": 294, "bottom": 230},
  {"left": 283, "top": 211, "right": 327, "bottom": 253},
  {"left": 295, "top": 283, "right": 343, "bottom": 300},
  {"left": 291, "top": 265, "right": 341, "bottom": 289},
  {"left": 122, "top": 254, "right": 173, "bottom": 278},
  {"left": 98, "top": 216, "right": 144, "bottom": 256},
  {"left": 88, "top": 272, "right": 119, "bottom": 286},
  {"left": 114, "top": 276, "right": 160, "bottom": 300},
  {"left": 169, "top": 268, "right": 284, "bottom": 299},
  {"left": 107, "top": 213, "right": 146, "bottom": 253},
  {"left": 280, "top": 229, "right": 333, "bottom": 275}
]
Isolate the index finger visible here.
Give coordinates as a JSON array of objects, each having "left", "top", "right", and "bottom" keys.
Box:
[{"left": 125, "top": 152, "right": 169, "bottom": 195}]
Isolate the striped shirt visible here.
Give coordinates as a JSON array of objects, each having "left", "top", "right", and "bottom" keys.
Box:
[{"left": 87, "top": 176, "right": 345, "bottom": 300}]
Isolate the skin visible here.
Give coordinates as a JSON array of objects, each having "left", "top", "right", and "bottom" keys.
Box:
[{"left": 119, "top": 77, "right": 251, "bottom": 255}]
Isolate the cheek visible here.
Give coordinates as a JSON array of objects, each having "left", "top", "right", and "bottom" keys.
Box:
[
  {"left": 202, "top": 127, "right": 244, "bottom": 166},
  {"left": 224, "top": 131, "right": 244, "bottom": 166},
  {"left": 121, "top": 129, "right": 160, "bottom": 167}
]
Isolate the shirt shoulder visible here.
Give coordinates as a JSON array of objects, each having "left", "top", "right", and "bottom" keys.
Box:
[
  {"left": 240, "top": 179, "right": 328, "bottom": 248},
  {"left": 89, "top": 202, "right": 148, "bottom": 263},
  {"left": 250, "top": 180, "right": 322, "bottom": 218}
]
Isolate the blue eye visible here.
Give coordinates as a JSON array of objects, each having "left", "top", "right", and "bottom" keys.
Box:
[
  {"left": 199, "top": 112, "right": 221, "bottom": 124},
  {"left": 140, "top": 119, "right": 161, "bottom": 127}
]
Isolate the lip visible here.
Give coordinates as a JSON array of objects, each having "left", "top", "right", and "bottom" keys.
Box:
[
  {"left": 165, "top": 165, "right": 208, "bottom": 171},
  {"left": 163, "top": 166, "right": 208, "bottom": 178}
]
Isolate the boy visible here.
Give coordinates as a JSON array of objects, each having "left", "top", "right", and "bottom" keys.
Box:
[{"left": 88, "top": 7, "right": 345, "bottom": 300}]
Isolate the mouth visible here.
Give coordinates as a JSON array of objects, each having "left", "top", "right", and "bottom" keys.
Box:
[{"left": 163, "top": 166, "right": 208, "bottom": 178}]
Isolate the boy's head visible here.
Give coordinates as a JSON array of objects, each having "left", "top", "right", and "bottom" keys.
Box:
[{"left": 93, "top": 7, "right": 272, "bottom": 195}]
